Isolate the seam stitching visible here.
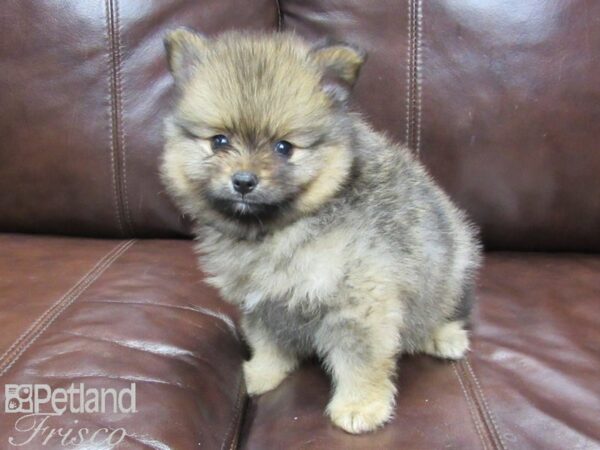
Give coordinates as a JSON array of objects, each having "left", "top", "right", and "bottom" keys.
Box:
[
  {"left": 406, "top": 0, "right": 422, "bottom": 154},
  {"left": 0, "top": 241, "right": 129, "bottom": 366},
  {"left": 453, "top": 361, "right": 490, "bottom": 450},
  {"left": 275, "top": 0, "right": 283, "bottom": 31},
  {"left": 0, "top": 242, "right": 128, "bottom": 365},
  {"left": 114, "top": 0, "right": 134, "bottom": 235},
  {"left": 405, "top": 0, "right": 413, "bottom": 147},
  {"left": 104, "top": 0, "right": 125, "bottom": 236},
  {"left": 0, "top": 240, "right": 136, "bottom": 377},
  {"left": 221, "top": 370, "right": 246, "bottom": 450},
  {"left": 464, "top": 358, "right": 508, "bottom": 450},
  {"left": 414, "top": 0, "right": 423, "bottom": 155}
]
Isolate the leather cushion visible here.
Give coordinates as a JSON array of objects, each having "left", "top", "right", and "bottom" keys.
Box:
[
  {"left": 0, "top": 235, "right": 245, "bottom": 449},
  {"left": 0, "top": 0, "right": 279, "bottom": 238}
]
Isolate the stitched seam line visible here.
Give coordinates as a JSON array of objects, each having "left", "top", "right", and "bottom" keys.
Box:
[
  {"left": 405, "top": 0, "right": 414, "bottom": 148},
  {"left": 106, "top": 0, "right": 133, "bottom": 237},
  {"left": 414, "top": 0, "right": 423, "bottom": 155},
  {"left": 457, "top": 360, "right": 502, "bottom": 450},
  {"left": 114, "top": 0, "right": 134, "bottom": 235},
  {"left": 0, "top": 240, "right": 136, "bottom": 376},
  {"left": 0, "top": 240, "right": 130, "bottom": 365},
  {"left": 409, "top": 0, "right": 418, "bottom": 151},
  {"left": 275, "top": 0, "right": 283, "bottom": 31},
  {"left": 406, "top": 0, "right": 423, "bottom": 155},
  {"left": 221, "top": 370, "right": 247, "bottom": 450},
  {"left": 104, "top": 0, "right": 125, "bottom": 236},
  {"left": 453, "top": 361, "right": 490, "bottom": 450},
  {"left": 0, "top": 240, "right": 136, "bottom": 377},
  {"left": 456, "top": 359, "right": 505, "bottom": 450},
  {"left": 464, "top": 358, "right": 508, "bottom": 450}
]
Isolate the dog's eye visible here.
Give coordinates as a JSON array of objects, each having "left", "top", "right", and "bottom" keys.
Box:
[
  {"left": 274, "top": 140, "right": 293, "bottom": 157},
  {"left": 211, "top": 135, "right": 230, "bottom": 150}
]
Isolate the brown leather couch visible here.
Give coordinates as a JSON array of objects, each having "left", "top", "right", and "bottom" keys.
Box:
[{"left": 1, "top": 1, "right": 599, "bottom": 449}]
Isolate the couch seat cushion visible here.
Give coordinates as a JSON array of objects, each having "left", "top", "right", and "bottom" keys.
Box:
[{"left": 0, "top": 234, "right": 245, "bottom": 450}]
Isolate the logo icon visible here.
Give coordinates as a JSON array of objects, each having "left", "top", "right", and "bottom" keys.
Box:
[{"left": 4, "top": 385, "right": 34, "bottom": 413}]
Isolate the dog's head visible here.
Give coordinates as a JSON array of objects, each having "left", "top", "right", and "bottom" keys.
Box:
[{"left": 161, "top": 30, "right": 365, "bottom": 233}]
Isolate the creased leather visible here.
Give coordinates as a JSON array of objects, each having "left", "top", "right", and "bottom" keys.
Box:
[
  {"left": 0, "top": 0, "right": 279, "bottom": 238},
  {"left": 0, "top": 235, "right": 245, "bottom": 450}
]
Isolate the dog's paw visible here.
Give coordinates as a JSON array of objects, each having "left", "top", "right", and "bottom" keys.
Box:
[
  {"left": 327, "top": 392, "right": 395, "bottom": 434},
  {"left": 243, "top": 359, "right": 289, "bottom": 396},
  {"left": 425, "top": 320, "right": 470, "bottom": 360}
]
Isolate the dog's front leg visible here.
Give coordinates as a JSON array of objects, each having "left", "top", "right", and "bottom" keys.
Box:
[
  {"left": 241, "top": 316, "right": 299, "bottom": 396},
  {"left": 318, "top": 313, "right": 400, "bottom": 434}
]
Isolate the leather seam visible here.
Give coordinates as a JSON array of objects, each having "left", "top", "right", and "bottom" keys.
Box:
[
  {"left": 405, "top": 0, "right": 414, "bottom": 149},
  {"left": 405, "top": 0, "right": 423, "bottom": 155},
  {"left": 464, "top": 358, "right": 508, "bottom": 450},
  {"left": 114, "top": 0, "right": 134, "bottom": 235},
  {"left": 275, "top": 0, "right": 283, "bottom": 31},
  {"left": 414, "top": 0, "right": 423, "bottom": 155},
  {"left": 105, "top": 0, "right": 134, "bottom": 237},
  {"left": 221, "top": 370, "right": 247, "bottom": 450},
  {"left": 0, "top": 240, "right": 136, "bottom": 377},
  {"left": 104, "top": 0, "right": 125, "bottom": 236},
  {"left": 453, "top": 361, "right": 490, "bottom": 450},
  {"left": 455, "top": 358, "right": 505, "bottom": 450},
  {"left": 0, "top": 240, "right": 129, "bottom": 366}
]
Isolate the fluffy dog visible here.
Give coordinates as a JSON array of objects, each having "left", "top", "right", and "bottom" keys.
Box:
[{"left": 161, "top": 29, "right": 481, "bottom": 434}]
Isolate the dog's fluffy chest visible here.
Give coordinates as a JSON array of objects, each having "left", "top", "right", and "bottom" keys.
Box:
[{"left": 200, "top": 223, "right": 352, "bottom": 309}]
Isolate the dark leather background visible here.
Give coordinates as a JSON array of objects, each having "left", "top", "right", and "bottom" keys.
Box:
[
  {"left": 0, "top": 0, "right": 278, "bottom": 238},
  {"left": 1, "top": 0, "right": 598, "bottom": 250},
  {"left": 419, "top": 1, "right": 600, "bottom": 251}
]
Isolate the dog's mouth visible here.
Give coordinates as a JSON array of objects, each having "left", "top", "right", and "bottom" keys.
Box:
[{"left": 207, "top": 195, "right": 290, "bottom": 224}]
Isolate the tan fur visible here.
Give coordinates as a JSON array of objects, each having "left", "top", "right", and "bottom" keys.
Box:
[
  {"left": 296, "top": 144, "right": 354, "bottom": 214},
  {"left": 423, "top": 320, "right": 470, "bottom": 360},
  {"left": 241, "top": 314, "right": 299, "bottom": 395},
  {"left": 161, "top": 30, "right": 481, "bottom": 434}
]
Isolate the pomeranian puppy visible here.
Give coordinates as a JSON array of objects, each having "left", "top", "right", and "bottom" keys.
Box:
[{"left": 161, "top": 29, "right": 481, "bottom": 434}]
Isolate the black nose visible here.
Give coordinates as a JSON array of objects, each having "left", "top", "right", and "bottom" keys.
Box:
[{"left": 232, "top": 171, "right": 258, "bottom": 194}]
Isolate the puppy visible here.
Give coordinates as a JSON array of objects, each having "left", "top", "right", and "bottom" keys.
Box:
[{"left": 161, "top": 29, "right": 481, "bottom": 434}]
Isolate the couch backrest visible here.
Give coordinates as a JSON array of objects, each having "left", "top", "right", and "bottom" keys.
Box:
[
  {"left": 0, "top": 0, "right": 278, "bottom": 238},
  {"left": 1, "top": 0, "right": 599, "bottom": 250}
]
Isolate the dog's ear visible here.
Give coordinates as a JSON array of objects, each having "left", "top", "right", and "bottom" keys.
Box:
[
  {"left": 164, "top": 28, "right": 209, "bottom": 85},
  {"left": 311, "top": 39, "right": 366, "bottom": 102}
]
